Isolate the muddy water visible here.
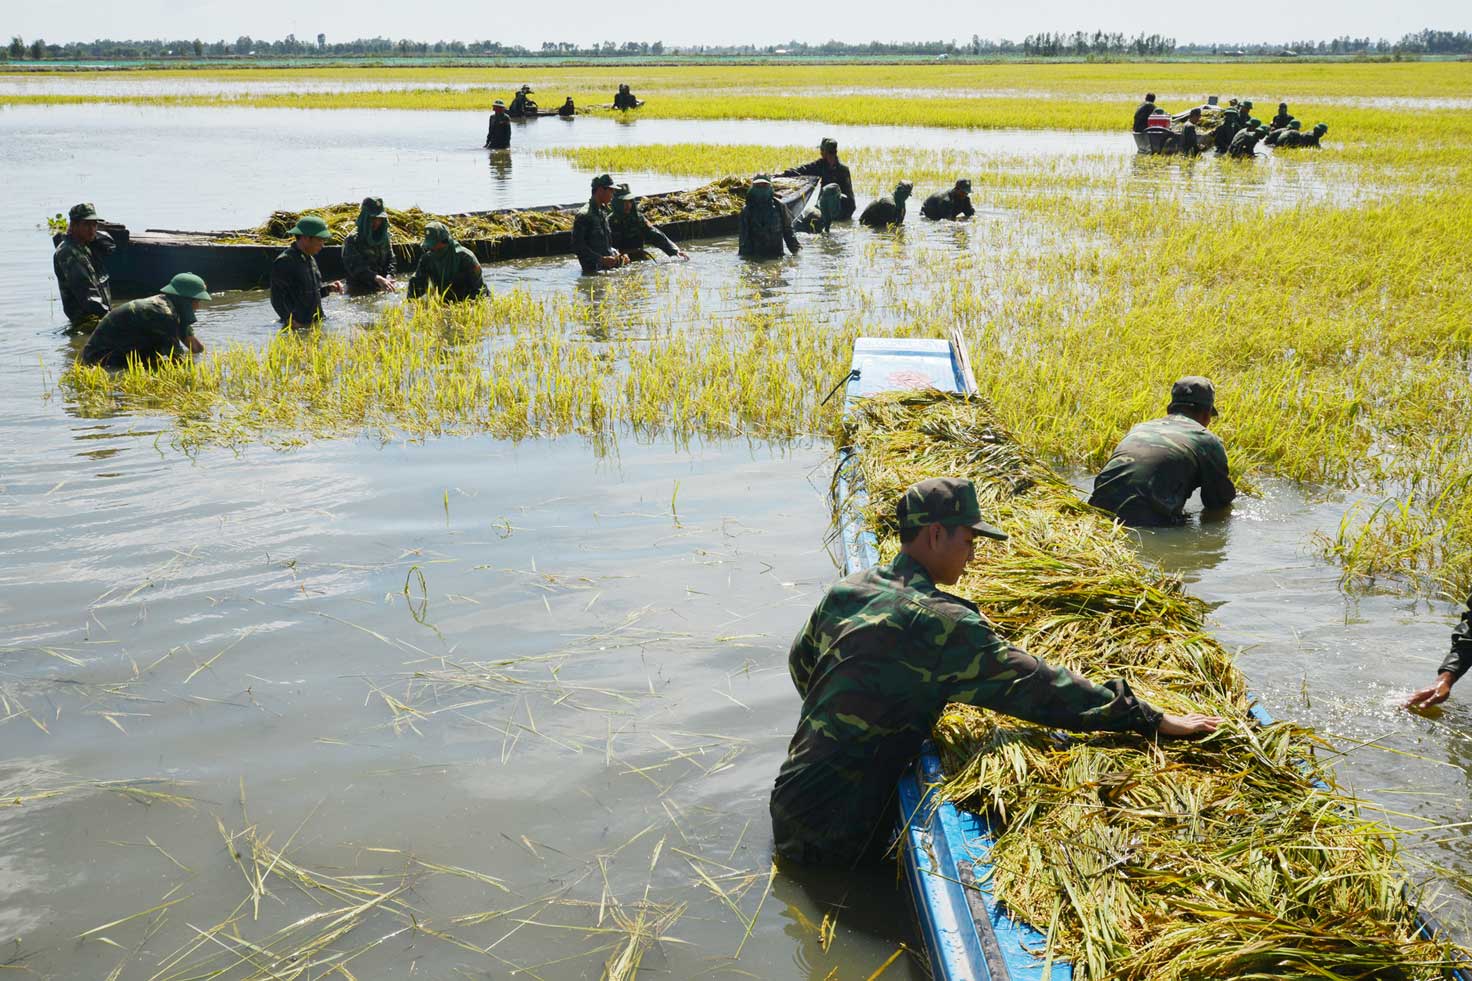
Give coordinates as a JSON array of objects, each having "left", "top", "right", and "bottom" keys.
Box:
[{"left": 1, "top": 102, "right": 1468, "bottom": 979}]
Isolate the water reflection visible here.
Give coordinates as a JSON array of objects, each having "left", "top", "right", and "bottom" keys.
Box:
[
  {"left": 773, "top": 861, "right": 925, "bottom": 979},
  {"left": 486, "top": 148, "right": 512, "bottom": 186}
]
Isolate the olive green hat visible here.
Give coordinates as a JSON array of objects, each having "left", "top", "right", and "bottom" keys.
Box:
[
  {"left": 360, "top": 196, "right": 388, "bottom": 219},
  {"left": 897, "top": 477, "right": 1008, "bottom": 541},
  {"left": 421, "top": 222, "right": 452, "bottom": 249},
  {"left": 819, "top": 137, "right": 839, "bottom": 152},
  {"left": 492, "top": 99, "right": 506, "bottom": 108},
  {"left": 612, "top": 183, "right": 635, "bottom": 201},
  {"left": 288, "top": 214, "right": 333, "bottom": 240},
  {"left": 69, "top": 202, "right": 105, "bottom": 223},
  {"left": 591, "top": 173, "right": 616, "bottom": 191},
  {"left": 954, "top": 179, "right": 972, "bottom": 193},
  {"left": 1288, "top": 119, "right": 1301, "bottom": 130},
  {"left": 1314, "top": 122, "right": 1329, "bottom": 134},
  {"left": 1168, "top": 375, "right": 1219, "bottom": 417},
  {"left": 160, "top": 272, "right": 211, "bottom": 301}
]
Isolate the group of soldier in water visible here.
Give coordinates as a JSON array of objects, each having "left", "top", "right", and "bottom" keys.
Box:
[
  {"left": 1133, "top": 91, "right": 1330, "bottom": 157},
  {"left": 51, "top": 97, "right": 1464, "bottom": 872},
  {"left": 484, "top": 83, "right": 642, "bottom": 149}
]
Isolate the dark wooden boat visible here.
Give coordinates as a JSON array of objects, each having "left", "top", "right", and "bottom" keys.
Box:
[{"left": 100, "top": 178, "right": 817, "bottom": 298}]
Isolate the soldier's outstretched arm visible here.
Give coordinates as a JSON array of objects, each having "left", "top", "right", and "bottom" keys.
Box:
[
  {"left": 1408, "top": 594, "right": 1472, "bottom": 708},
  {"left": 1198, "top": 436, "right": 1236, "bottom": 510}
]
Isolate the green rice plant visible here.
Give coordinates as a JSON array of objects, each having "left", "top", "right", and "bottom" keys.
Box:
[{"left": 844, "top": 389, "right": 1470, "bottom": 979}]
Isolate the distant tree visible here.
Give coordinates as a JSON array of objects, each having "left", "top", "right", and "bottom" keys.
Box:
[
  {"left": 317, "top": 32, "right": 326, "bottom": 48},
  {"left": 236, "top": 35, "right": 254, "bottom": 55},
  {"left": 29, "top": 37, "right": 44, "bottom": 59},
  {"left": 192, "top": 38, "right": 203, "bottom": 57},
  {"left": 8, "top": 36, "right": 24, "bottom": 59}
]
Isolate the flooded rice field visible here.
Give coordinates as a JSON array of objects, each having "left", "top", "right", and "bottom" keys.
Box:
[{"left": 3, "top": 100, "right": 1469, "bottom": 978}]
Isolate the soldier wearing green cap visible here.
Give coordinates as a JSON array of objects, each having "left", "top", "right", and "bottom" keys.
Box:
[
  {"left": 407, "top": 222, "right": 487, "bottom": 301},
  {"left": 1089, "top": 376, "right": 1236, "bottom": 527},
  {"left": 779, "top": 138, "right": 856, "bottom": 220},
  {"left": 270, "top": 214, "right": 342, "bottom": 328},
  {"left": 920, "top": 179, "right": 976, "bottom": 221},
  {"left": 1263, "top": 118, "right": 1297, "bottom": 146},
  {"left": 738, "top": 175, "right": 801, "bottom": 259},
  {"left": 571, "top": 174, "right": 629, "bottom": 274},
  {"left": 52, "top": 202, "right": 115, "bottom": 331},
  {"left": 1228, "top": 123, "right": 1268, "bottom": 158},
  {"left": 793, "top": 182, "right": 844, "bottom": 234},
  {"left": 341, "top": 197, "right": 397, "bottom": 294},
  {"left": 608, "top": 184, "right": 687, "bottom": 260},
  {"left": 508, "top": 84, "right": 537, "bottom": 117},
  {"left": 612, "top": 84, "right": 641, "bottom": 110},
  {"left": 1279, "top": 122, "right": 1328, "bottom": 148},
  {"left": 485, "top": 100, "right": 511, "bottom": 150},
  {"left": 859, "top": 180, "right": 913, "bottom": 228},
  {"left": 771, "top": 476, "right": 1222, "bottom": 867},
  {"left": 81, "top": 273, "right": 210, "bottom": 368}
]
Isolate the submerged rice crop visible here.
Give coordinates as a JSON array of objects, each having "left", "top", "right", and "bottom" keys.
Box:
[{"left": 844, "top": 389, "right": 1470, "bottom": 978}]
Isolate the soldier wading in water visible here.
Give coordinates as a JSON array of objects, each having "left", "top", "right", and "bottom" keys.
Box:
[{"left": 770, "top": 477, "right": 1221, "bottom": 867}]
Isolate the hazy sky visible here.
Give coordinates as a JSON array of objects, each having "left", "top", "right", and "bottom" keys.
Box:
[{"left": 9, "top": 0, "right": 1468, "bottom": 47}]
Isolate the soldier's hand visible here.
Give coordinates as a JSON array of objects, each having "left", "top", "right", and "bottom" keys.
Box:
[
  {"left": 675, "top": 250, "right": 689, "bottom": 260},
  {"left": 1406, "top": 674, "right": 1455, "bottom": 710},
  {"left": 326, "top": 280, "right": 345, "bottom": 294},
  {"left": 375, "top": 275, "right": 398, "bottom": 292},
  {"left": 1156, "top": 713, "right": 1221, "bottom": 737},
  {"left": 598, "top": 255, "right": 621, "bottom": 270}
]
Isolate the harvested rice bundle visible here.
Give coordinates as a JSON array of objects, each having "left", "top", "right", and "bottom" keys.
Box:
[{"left": 843, "top": 389, "right": 1468, "bottom": 980}]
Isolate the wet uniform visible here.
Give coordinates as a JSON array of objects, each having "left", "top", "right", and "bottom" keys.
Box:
[
  {"left": 738, "top": 194, "right": 801, "bottom": 259},
  {"left": 80, "top": 294, "right": 195, "bottom": 368},
  {"left": 608, "top": 206, "right": 679, "bottom": 258},
  {"left": 406, "top": 246, "right": 486, "bottom": 301},
  {"left": 571, "top": 198, "right": 621, "bottom": 274},
  {"left": 771, "top": 551, "right": 1164, "bottom": 866},
  {"left": 485, "top": 112, "right": 512, "bottom": 149},
  {"left": 341, "top": 229, "right": 396, "bottom": 294},
  {"left": 779, "top": 158, "right": 856, "bottom": 220},
  {"left": 859, "top": 192, "right": 908, "bottom": 228},
  {"left": 1228, "top": 127, "right": 1264, "bottom": 158},
  {"left": 270, "top": 243, "right": 330, "bottom": 327},
  {"left": 53, "top": 233, "right": 113, "bottom": 329},
  {"left": 1088, "top": 414, "right": 1236, "bottom": 525},
  {"left": 920, "top": 190, "right": 975, "bottom": 221},
  {"left": 1133, "top": 100, "right": 1157, "bottom": 132},
  {"left": 1443, "top": 597, "right": 1472, "bottom": 681}
]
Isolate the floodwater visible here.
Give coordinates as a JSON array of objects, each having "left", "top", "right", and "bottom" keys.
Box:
[{"left": 2, "top": 100, "right": 1468, "bottom": 980}]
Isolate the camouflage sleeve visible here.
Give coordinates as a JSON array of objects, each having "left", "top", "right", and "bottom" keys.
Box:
[
  {"left": 570, "top": 213, "right": 598, "bottom": 267},
  {"left": 1197, "top": 433, "right": 1236, "bottom": 510},
  {"left": 737, "top": 210, "right": 752, "bottom": 256},
  {"left": 787, "top": 607, "right": 823, "bottom": 699},
  {"left": 642, "top": 217, "right": 679, "bottom": 256},
  {"left": 454, "top": 252, "right": 486, "bottom": 299},
  {"left": 1440, "top": 595, "right": 1472, "bottom": 680},
  {"left": 781, "top": 203, "right": 802, "bottom": 254},
  {"left": 779, "top": 161, "right": 821, "bottom": 179},
  {"left": 341, "top": 235, "right": 370, "bottom": 283},
  {"left": 57, "top": 248, "right": 109, "bottom": 319},
  {"left": 959, "top": 197, "right": 976, "bottom": 218},
  {"left": 406, "top": 257, "right": 429, "bottom": 299},
  {"left": 927, "top": 611, "right": 1163, "bottom": 736}
]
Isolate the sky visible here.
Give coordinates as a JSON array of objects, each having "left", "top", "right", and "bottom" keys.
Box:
[{"left": 7, "top": 0, "right": 1469, "bottom": 48}]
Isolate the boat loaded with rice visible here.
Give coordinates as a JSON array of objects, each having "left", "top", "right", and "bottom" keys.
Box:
[
  {"left": 831, "top": 336, "right": 1472, "bottom": 981},
  {"left": 98, "top": 176, "right": 816, "bottom": 298}
]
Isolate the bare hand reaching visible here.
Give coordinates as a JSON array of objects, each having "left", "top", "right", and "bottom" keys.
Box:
[
  {"left": 1407, "top": 673, "right": 1455, "bottom": 710},
  {"left": 1157, "top": 713, "right": 1222, "bottom": 738}
]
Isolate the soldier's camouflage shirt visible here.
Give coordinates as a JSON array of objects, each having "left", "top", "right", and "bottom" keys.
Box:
[
  {"left": 779, "top": 158, "right": 856, "bottom": 219},
  {"left": 608, "top": 206, "right": 678, "bottom": 257},
  {"left": 770, "top": 552, "right": 1163, "bottom": 867},
  {"left": 341, "top": 230, "right": 396, "bottom": 292},
  {"left": 270, "top": 243, "right": 328, "bottom": 327},
  {"left": 80, "top": 294, "right": 194, "bottom": 368},
  {"left": 920, "top": 190, "right": 975, "bottom": 221},
  {"left": 53, "top": 233, "right": 113, "bottom": 328},
  {"left": 1088, "top": 414, "right": 1235, "bottom": 526},
  {"left": 571, "top": 198, "right": 619, "bottom": 274},
  {"left": 1443, "top": 595, "right": 1472, "bottom": 681},
  {"left": 738, "top": 197, "right": 801, "bottom": 259}
]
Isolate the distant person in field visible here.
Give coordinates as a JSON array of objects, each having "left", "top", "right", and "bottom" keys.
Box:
[
  {"left": 558, "top": 97, "right": 576, "bottom": 117},
  {"left": 860, "top": 181, "right": 913, "bottom": 228},
  {"left": 485, "top": 100, "right": 511, "bottom": 149},
  {"left": 341, "top": 197, "right": 397, "bottom": 294},
  {"left": 407, "top": 222, "right": 487, "bottom": 301},
  {"left": 1176, "top": 108, "right": 1204, "bottom": 155},
  {"left": 52, "top": 202, "right": 114, "bottom": 331},
  {"left": 921, "top": 179, "right": 976, "bottom": 221},
  {"left": 608, "top": 184, "right": 687, "bottom": 260},
  {"left": 1278, "top": 122, "right": 1328, "bottom": 148},
  {"left": 509, "top": 85, "right": 537, "bottom": 116},
  {"left": 81, "top": 273, "right": 210, "bottom": 368},
  {"left": 1264, "top": 119, "right": 1298, "bottom": 146},
  {"left": 1133, "top": 92, "right": 1158, "bottom": 132},
  {"left": 1407, "top": 597, "right": 1472, "bottom": 709},
  {"left": 270, "top": 215, "right": 342, "bottom": 328},
  {"left": 613, "top": 84, "right": 641, "bottom": 110},
  {"left": 1088, "top": 376, "right": 1236, "bottom": 526},
  {"left": 794, "top": 182, "right": 845, "bottom": 234},
  {"left": 572, "top": 173, "right": 630, "bottom": 274},
  {"left": 1228, "top": 122, "right": 1268, "bottom": 158},
  {"left": 780, "top": 138, "right": 856, "bottom": 220},
  {"left": 738, "top": 175, "right": 801, "bottom": 259},
  {"left": 1271, "top": 102, "right": 1293, "bottom": 129}
]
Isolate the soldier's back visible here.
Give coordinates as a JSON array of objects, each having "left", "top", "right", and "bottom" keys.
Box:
[{"left": 1089, "top": 415, "right": 1223, "bottom": 525}]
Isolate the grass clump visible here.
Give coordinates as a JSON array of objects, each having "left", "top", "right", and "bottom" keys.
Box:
[{"left": 844, "top": 389, "right": 1470, "bottom": 979}]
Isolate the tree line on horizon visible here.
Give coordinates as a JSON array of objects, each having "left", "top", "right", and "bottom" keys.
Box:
[{"left": 5, "top": 28, "right": 1472, "bottom": 62}]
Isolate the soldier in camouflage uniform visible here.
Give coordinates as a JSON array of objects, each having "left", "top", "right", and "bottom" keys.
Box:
[
  {"left": 1264, "top": 119, "right": 1298, "bottom": 146},
  {"left": 608, "top": 185, "right": 687, "bottom": 260},
  {"left": 53, "top": 202, "right": 114, "bottom": 331},
  {"left": 770, "top": 477, "right": 1221, "bottom": 867},
  {"left": 737, "top": 175, "right": 801, "bottom": 259},
  {"left": 920, "top": 179, "right": 976, "bottom": 221},
  {"left": 407, "top": 222, "right": 487, "bottom": 301},
  {"left": 270, "top": 215, "right": 342, "bottom": 328},
  {"left": 1271, "top": 102, "right": 1293, "bottom": 130},
  {"left": 508, "top": 85, "right": 537, "bottom": 117},
  {"left": 1228, "top": 122, "right": 1268, "bottom": 158},
  {"left": 1089, "top": 376, "right": 1236, "bottom": 526},
  {"left": 1407, "top": 596, "right": 1472, "bottom": 709},
  {"left": 859, "top": 181, "right": 913, "bottom": 228},
  {"left": 780, "top": 138, "right": 856, "bottom": 220},
  {"left": 485, "top": 100, "right": 512, "bottom": 150},
  {"left": 81, "top": 272, "right": 210, "bottom": 368},
  {"left": 571, "top": 174, "right": 629, "bottom": 275},
  {"left": 1279, "top": 122, "right": 1328, "bottom": 149},
  {"left": 341, "top": 197, "right": 397, "bottom": 294},
  {"left": 793, "top": 182, "right": 844, "bottom": 234}
]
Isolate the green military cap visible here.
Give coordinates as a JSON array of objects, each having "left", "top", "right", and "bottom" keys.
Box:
[
  {"left": 520, "top": 84, "right": 533, "bottom": 92},
  {"left": 160, "top": 272, "right": 211, "bottom": 301},
  {"left": 751, "top": 174, "right": 773, "bottom": 186},
  {"left": 591, "top": 173, "right": 616, "bottom": 191},
  {"left": 897, "top": 477, "right": 1008, "bottom": 540},
  {"left": 1247, "top": 117, "right": 1261, "bottom": 128},
  {"left": 819, "top": 137, "right": 838, "bottom": 152},
  {"left": 1314, "top": 122, "right": 1328, "bottom": 134},
  {"left": 954, "top": 179, "right": 972, "bottom": 193},
  {"left": 361, "top": 196, "right": 388, "bottom": 219},
  {"left": 612, "top": 183, "right": 635, "bottom": 201},
  {"left": 1169, "top": 376, "right": 1219, "bottom": 417},
  {"left": 69, "top": 202, "right": 104, "bottom": 222},
  {"left": 1241, "top": 100, "right": 1254, "bottom": 109},
  {"left": 1288, "top": 119, "right": 1301, "bottom": 130},
  {"left": 287, "top": 214, "right": 334, "bottom": 240},
  {"left": 493, "top": 99, "right": 506, "bottom": 108},
  {"left": 422, "top": 222, "right": 452, "bottom": 249}
]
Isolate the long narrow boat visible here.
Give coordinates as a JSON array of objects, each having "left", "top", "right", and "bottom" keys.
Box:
[
  {"left": 832, "top": 336, "right": 1472, "bottom": 981},
  {"left": 98, "top": 178, "right": 816, "bottom": 298}
]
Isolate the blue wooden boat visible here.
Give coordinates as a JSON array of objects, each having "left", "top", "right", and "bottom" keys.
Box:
[{"left": 833, "top": 335, "right": 1471, "bottom": 981}]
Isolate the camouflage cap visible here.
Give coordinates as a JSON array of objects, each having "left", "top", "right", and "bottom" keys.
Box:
[
  {"left": 422, "top": 222, "right": 452, "bottom": 249},
  {"left": 897, "top": 478, "right": 1008, "bottom": 540},
  {"left": 69, "top": 202, "right": 104, "bottom": 223},
  {"left": 591, "top": 173, "right": 616, "bottom": 191},
  {"left": 288, "top": 214, "right": 333, "bottom": 240},
  {"left": 1242, "top": 100, "right": 1254, "bottom": 109},
  {"left": 160, "top": 272, "right": 211, "bottom": 301},
  {"left": 1169, "top": 376, "right": 1219, "bottom": 417},
  {"left": 819, "top": 137, "right": 839, "bottom": 152}
]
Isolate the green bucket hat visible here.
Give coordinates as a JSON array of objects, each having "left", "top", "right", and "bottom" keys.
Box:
[
  {"left": 69, "top": 202, "right": 105, "bottom": 223},
  {"left": 160, "top": 272, "right": 211, "bottom": 301},
  {"left": 591, "top": 173, "right": 616, "bottom": 191},
  {"left": 492, "top": 99, "right": 506, "bottom": 108},
  {"left": 287, "top": 214, "right": 333, "bottom": 240},
  {"left": 897, "top": 478, "right": 1008, "bottom": 540},
  {"left": 1169, "top": 376, "right": 1219, "bottom": 417}
]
